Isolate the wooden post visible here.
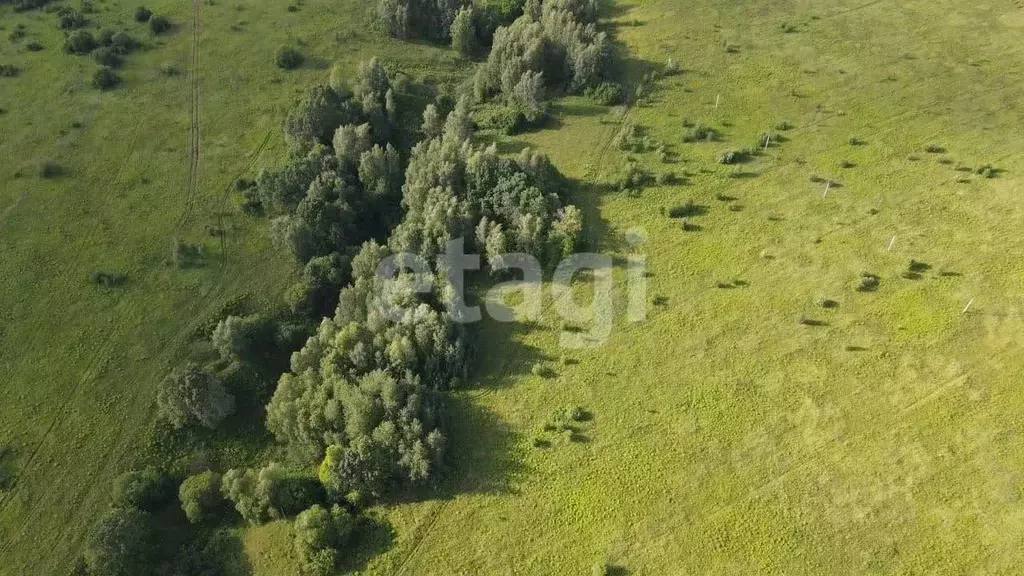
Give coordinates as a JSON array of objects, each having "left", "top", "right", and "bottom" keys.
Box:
[
  {"left": 887, "top": 236, "right": 896, "bottom": 251},
  {"left": 962, "top": 298, "right": 975, "bottom": 314}
]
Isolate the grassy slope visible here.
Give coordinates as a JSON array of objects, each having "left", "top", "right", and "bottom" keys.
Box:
[
  {"left": 0, "top": 0, "right": 469, "bottom": 573},
  {"left": 242, "top": 0, "right": 1024, "bottom": 573}
]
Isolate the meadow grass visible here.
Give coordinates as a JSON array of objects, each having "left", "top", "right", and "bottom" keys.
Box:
[
  {"left": 236, "top": 0, "right": 1024, "bottom": 573},
  {"left": 0, "top": 0, "right": 470, "bottom": 572}
]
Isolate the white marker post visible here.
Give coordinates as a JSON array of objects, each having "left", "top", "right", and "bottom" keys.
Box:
[
  {"left": 887, "top": 236, "right": 896, "bottom": 251},
  {"left": 714, "top": 94, "right": 720, "bottom": 112},
  {"left": 822, "top": 181, "right": 831, "bottom": 198},
  {"left": 764, "top": 134, "right": 771, "bottom": 150},
  {"left": 962, "top": 298, "right": 975, "bottom": 314}
]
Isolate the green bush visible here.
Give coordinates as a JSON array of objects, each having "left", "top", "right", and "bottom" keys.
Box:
[
  {"left": 717, "top": 148, "right": 752, "bottom": 165},
  {"left": 668, "top": 200, "right": 699, "bottom": 218},
  {"left": 531, "top": 363, "right": 556, "bottom": 378},
  {"left": 57, "top": 7, "right": 87, "bottom": 30},
  {"left": 855, "top": 272, "right": 880, "bottom": 292},
  {"left": 112, "top": 468, "right": 173, "bottom": 511},
  {"left": 276, "top": 45, "right": 303, "bottom": 69},
  {"left": 489, "top": 105, "right": 526, "bottom": 135},
  {"left": 92, "top": 66, "right": 120, "bottom": 90},
  {"left": 39, "top": 159, "right": 62, "bottom": 178},
  {"left": 923, "top": 143, "right": 945, "bottom": 153},
  {"left": 93, "top": 47, "right": 123, "bottom": 68},
  {"left": 0, "top": 64, "right": 19, "bottom": 77},
  {"left": 134, "top": 6, "right": 152, "bottom": 22},
  {"left": 584, "top": 81, "right": 624, "bottom": 105},
  {"left": 90, "top": 270, "right": 127, "bottom": 287},
  {"left": 25, "top": 41, "right": 44, "bottom": 52},
  {"left": 64, "top": 30, "right": 97, "bottom": 54},
  {"left": 149, "top": 14, "right": 171, "bottom": 34},
  {"left": 682, "top": 124, "right": 717, "bottom": 143}
]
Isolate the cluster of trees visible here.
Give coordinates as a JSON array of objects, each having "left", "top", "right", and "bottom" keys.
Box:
[
  {"left": 264, "top": 63, "right": 580, "bottom": 508},
  {"left": 471, "top": 0, "right": 610, "bottom": 126},
  {"left": 376, "top": 0, "right": 463, "bottom": 42}
]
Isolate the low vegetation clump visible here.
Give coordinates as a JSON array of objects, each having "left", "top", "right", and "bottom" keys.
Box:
[
  {"left": 974, "top": 164, "right": 996, "bottom": 178},
  {"left": 532, "top": 363, "right": 557, "bottom": 378},
  {"left": 923, "top": 143, "right": 945, "bottom": 153},
  {"left": 149, "top": 14, "right": 171, "bottom": 35},
  {"left": 855, "top": 272, "right": 881, "bottom": 292},
  {"left": 618, "top": 162, "right": 653, "bottom": 192},
  {"left": 57, "top": 7, "right": 88, "bottom": 30},
  {"left": 134, "top": 6, "right": 153, "bottom": 22},
  {"left": 0, "top": 64, "right": 19, "bottom": 77},
  {"left": 39, "top": 159, "right": 62, "bottom": 178},
  {"left": 668, "top": 200, "right": 700, "bottom": 218},
  {"left": 718, "top": 148, "right": 754, "bottom": 165},
  {"left": 682, "top": 123, "right": 717, "bottom": 142},
  {"left": 92, "top": 66, "right": 120, "bottom": 89},
  {"left": 585, "top": 81, "right": 625, "bottom": 105},
  {"left": 89, "top": 270, "right": 127, "bottom": 287},
  {"left": 64, "top": 30, "right": 97, "bottom": 54},
  {"left": 276, "top": 45, "right": 303, "bottom": 69}
]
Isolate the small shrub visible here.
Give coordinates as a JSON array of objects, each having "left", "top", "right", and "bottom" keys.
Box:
[
  {"left": 725, "top": 43, "right": 740, "bottom": 53},
  {"left": 775, "top": 120, "right": 792, "bottom": 131},
  {"left": 92, "top": 66, "right": 120, "bottom": 90},
  {"left": 90, "top": 270, "right": 127, "bottom": 287},
  {"left": 134, "top": 6, "right": 153, "bottom": 22},
  {"left": 64, "top": 30, "right": 97, "bottom": 54},
  {"left": 25, "top": 41, "right": 44, "bottom": 51},
  {"left": 39, "top": 160, "right": 62, "bottom": 178},
  {"left": 93, "top": 47, "right": 123, "bottom": 67},
  {"left": 0, "top": 64, "right": 19, "bottom": 77},
  {"left": 276, "top": 45, "right": 302, "bottom": 69},
  {"left": 489, "top": 106, "right": 526, "bottom": 135},
  {"left": 682, "top": 124, "right": 717, "bottom": 143},
  {"left": 855, "top": 272, "right": 880, "bottom": 292},
  {"left": 286, "top": 4, "right": 298, "bottom": 11},
  {"left": 531, "top": 363, "right": 556, "bottom": 378},
  {"left": 109, "top": 32, "right": 139, "bottom": 54},
  {"left": 818, "top": 298, "right": 838, "bottom": 309},
  {"left": 680, "top": 219, "right": 699, "bottom": 232},
  {"left": 584, "top": 81, "right": 624, "bottom": 106},
  {"left": 757, "top": 131, "right": 779, "bottom": 147},
  {"left": 974, "top": 164, "right": 995, "bottom": 178},
  {"left": 149, "top": 14, "right": 171, "bottom": 34},
  {"left": 848, "top": 136, "right": 865, "bottom": 146},
  {"left": 618, "top": 163, "right": 652, "bottom": 192},
  {"left": 159, "top": 61, "right": 179, "bottom": 76},
  {"left": 923, "top": 143, "right": 945, "bottom": 153},
  {"left": 668, "top": 200, "right": 699, "bottom": 218},
  {"left": 718, "top": 148, "right": 752, "bottom": 165},
  {"left": 840, "top": 159, "right": 855, "bottom": 168},
  {"left": 233, "top": 178, "right": 254, "bottom": 191},
  {"left": 809, "top": 174, "right": 825, "bottom": 183},
  {"left": 665, "top": 57, "right": 679, "bottom": 74},
  {"left": 57, "top": 7, "right": 87, "bottom": 30},
  {"left": 172, "top": 238, "right": 205, "bottom": 267},
  {"left": 780, "top": 22, "right": 797, "bottom": 33},
  {"left": 656, "top": 171, "right": 676, "bottom": 185}
]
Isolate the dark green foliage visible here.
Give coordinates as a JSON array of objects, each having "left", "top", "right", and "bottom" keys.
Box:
[
  {"left": 618, "top": 162, "right": 652, "bottom": 192},
  {"left": 0, "top": 64, "right": 19, "bottom": 77},
  {"left": 775, "top": 120, "right": 793, "bottom": 130},
  {"left": 7, "top": 0, "right": 53, "bottom": 11},
  {"left": 25, "top": 41, "right": 44, "bottom": 51},
  {"left": 923, "top": 143, "right": 945, "bottom": 153},
  {"left": 450, "top": 5, "right": 478, "bottom": 56},
  {"left": 171, "top": 237, "right": 204, "bottom": 267},
  {"left": 377, "top": 0, "right": 461, "bottom": 41},
  {"left": 82, "top": 508, "right": 155, "bottom": 576},
  {"left": 974, "top": 164, "right": 996, "bottom": 178},
  {"left": 134, "top": 6, "right": 152, "bottom": 22},
  {"left": 93, "top": 47, "right": 123, "bottom": 68},
  {"left": 112, "top": 468, "right": 173, "bottom": 512},
  {"left": 848, "top": 136, "right": 865, "bottom": 145},
  {"left": 818, "top": 298, "right": 839, "bottom": 309},
  {"left": 855, "top": 272, "right": 880, "bottom": 292},
  {"left": 157, "top": 363, "right": 235, "bottom": 430},
  {"left": 57, "top": 7, "right": 87, "bottom": 29},
  {"left": 487, "top": 105, "right": 527, "bottom": 135},
  {"left": 668, "top": 200, "right": 700, "bottom": 218},
  {"left": 717, "top": 148, "right": 754, "bottom": 165},
  {"left": 584, "top": 81, "right": 624, "bottom": 105},
  {"left": 39, "top": 159, "right": 62, "bottom": 178},
  {"left": 64, "top": 30, "right": 97, "bottom": 54},
  {"left": 682, "top": 124, "right": 717, "bottom": 142},
  {"left": 531, "top": 363, "right": 556, "bottom": 378},
  {"left": 276, "top": 45, "right": 304, "bottom": 69},
  {"left": 284, "top": 84, "right": 362, "bottom": 151},
  {"left": 149, "top": 14, "right": 171, "bottom": 34},
  {"left": 178, "top": 471, "right": 224, "bottom": 524},
  {"left": 294, "top": 504, "right": 358, "bottom": 576},
  {"left": 92, "top": 66, "right": 120, "bottom": 90},
  {"left": 90, "top": 270, "right": 127, "bottom": 287},
  {"left": 0, "top": 444, "right": 14, "bottom": 492},
  {"left": 656, "top": 171, "right": 676, "bottom": 185}
]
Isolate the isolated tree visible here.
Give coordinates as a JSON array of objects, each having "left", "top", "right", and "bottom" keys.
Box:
[
  {"left": 450, "top": 6, "right": 478, "bottom": 57},
  {"left": 134, "top": 6, "right": 152, "bottom": 22},
  {"left": 156, "top": 363, "right": 235, "bottom": 429},
  {"left": 82, "top": 508, "right": 155, "bottom": 576},
  {"left": 178, "top": 471, "right": 223, "bottom": 524},
  {"left": 149, "top": 14, "right": 171, "bottom": 34},
  {"left": 276, "top": 45, "right": 303, "bottom": 69}
]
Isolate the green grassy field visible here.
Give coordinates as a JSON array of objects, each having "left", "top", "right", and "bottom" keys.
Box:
[
  {"left": 0, "top": 0, "right": 470, "bottom": 572},
  {"left": 243, "top": 0, "right": 1024, "bottom": 573},
  {"left": 4, "top": 0, "right": 1024, "bottom": 573}
]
